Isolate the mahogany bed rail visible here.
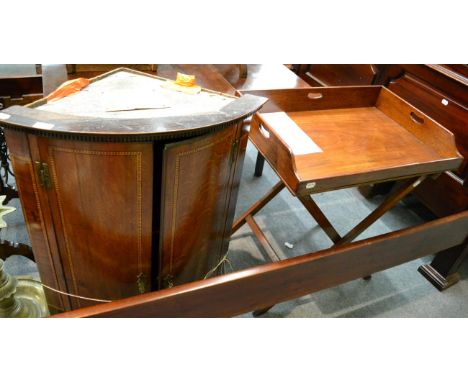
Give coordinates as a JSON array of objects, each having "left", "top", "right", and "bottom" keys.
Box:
[{"left": 53, "top": 211, "right": 468, "bottom": 318}]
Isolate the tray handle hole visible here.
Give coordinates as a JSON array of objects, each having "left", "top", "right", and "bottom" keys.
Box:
[
  {"left": 259, "top": 124, "right": 270, "bottom": 139},
  {"left": 307, "top": 92, "right": 323, "bottom": 100},
  {"left": 410, "top": 112, "right": 424, "bottom": 125}
]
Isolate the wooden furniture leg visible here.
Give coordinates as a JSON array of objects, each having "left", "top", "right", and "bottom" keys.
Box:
[
  {"left": 245, "top": 215, "right": 280, "bottom": 262},
  {"left": 418, "top": 238, "right": 468, "bottom": 291},
  {"left": 232, "top": 181, "right": 285, "bottom": 234},
  {"left": 298, "top": 194, "right": 342, "bottom": 244},
  {"left": 233, "top": 181, "right": 284, "bottom": 317},
  {"left": 254, "top": 152, "right": 265, "bottom": 177},
  {"left": 247, "top": 215, "right": 279, "bottom": 316},
  {"left": 335, "top": 176, "right": 426, "bottom": 246},
  {"left": 234, "top": 176, "right": 427, "bottom": 316}
]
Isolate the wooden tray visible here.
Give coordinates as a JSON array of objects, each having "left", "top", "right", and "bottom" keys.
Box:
[{"left": 241, "top": 86, "right": 463, "bottom": 195}]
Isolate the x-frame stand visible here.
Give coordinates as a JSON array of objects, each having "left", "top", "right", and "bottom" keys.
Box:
[{"left": 232, "top": 174, "right": 427, "bottom": 316}]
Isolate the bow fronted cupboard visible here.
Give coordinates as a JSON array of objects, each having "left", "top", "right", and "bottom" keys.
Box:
[{"left": 0, "top": 68, "right": 266, "bottom": 312}]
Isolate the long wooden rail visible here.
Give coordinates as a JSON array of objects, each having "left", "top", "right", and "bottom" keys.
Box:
[{"left": 54, "top": 211, "right": 468, "bottom": 318}]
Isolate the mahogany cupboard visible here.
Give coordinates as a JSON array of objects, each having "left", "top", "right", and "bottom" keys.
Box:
[{"left": 0, "top": 68, "right": 265, "bottom": 312}]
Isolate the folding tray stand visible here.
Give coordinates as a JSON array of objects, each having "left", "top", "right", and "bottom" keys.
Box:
[{"left": 233, "top": 86, "right": 463, "bottom": 266}]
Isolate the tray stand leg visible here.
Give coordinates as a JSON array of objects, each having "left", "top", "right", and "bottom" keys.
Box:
[
  {"left": 232, "top": 181, "right": 285, "bottom": 234},
  {"left": 233, "top": 176, "right": 426, "bottom": 316},
  {"left": 232, "top": 181, "right": 285, "bottom": 317},
  {"left": 300, "top": 176, "right": 426, "bottom": 281},
  {"left": 298, "top": 195, "right": 342, "bottom": 244},
  {"left": 334, "top": 176, "right": 427, "bottom": 246}
]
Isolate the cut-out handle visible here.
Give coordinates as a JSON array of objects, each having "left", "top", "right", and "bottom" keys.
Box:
[
  {"left": 410, "top": 112, "right": 424, "bottom": 125},
  {"left": 307, "top": 92, "right": 323, "bottom": 100},
  {"left": 259, "top": 124, "right": 270, "bottom": 139}
]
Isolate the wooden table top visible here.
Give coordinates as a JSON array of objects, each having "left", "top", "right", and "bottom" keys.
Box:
[{"left": 214, "top": 64, "right": 310, "bottom": 91}]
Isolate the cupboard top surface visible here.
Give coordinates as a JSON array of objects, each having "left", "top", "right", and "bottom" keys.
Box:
[
  {"left": 0, "top": 68, "right": 267, "bottom": 141},
  {"left": 36, "top": 70, "right": 236, "bottom": 119}
]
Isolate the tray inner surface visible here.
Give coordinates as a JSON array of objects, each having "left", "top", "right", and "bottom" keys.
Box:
[{"left": 271, "top": 107, "right": 444, "bottom": 181}]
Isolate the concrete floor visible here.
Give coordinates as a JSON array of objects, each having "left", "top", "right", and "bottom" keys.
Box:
[{"left": 2, "top": 142, "right": 467, "bottom": 317}]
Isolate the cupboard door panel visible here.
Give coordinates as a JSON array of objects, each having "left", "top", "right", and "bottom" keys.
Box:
[
  {"left": 4, "top": 130, "right": 70, "bottom": 312},
  {"left": 39, "top": 139, "right": 153, "bottom": 308},
  {"left": 160, "top": 126, "right": 238, "bottom": 287}
]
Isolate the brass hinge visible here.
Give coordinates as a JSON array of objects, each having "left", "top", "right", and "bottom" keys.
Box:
[
  {"left": 34, "top": 161, "right": 51, "bottom": 189},
  {"left": 136, "top": 273, "right": 149, "bottom": 294}
]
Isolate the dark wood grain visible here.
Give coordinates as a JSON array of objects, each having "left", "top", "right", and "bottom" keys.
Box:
[
  {"left": 240, "top": 86, "right": 381, "bottom": 113},
  {"left": 418, "top": 238, "right": 468, "bottom": 291},
  {"left": 214, "top": 64, "right": 310, "bottom": 91},
  {"left": 53, "top": 211, "right": 468, "bottom": 318},
  {"left": 412, "top": 173, "right": 467, "bottom": 217},
  {"left": 387, "top": 72, "right": 467, "bottom": 178},
  {"left": 0, "top": 76, "right": 43, "bottom": 108},
  {"left": 294, "top": 64, "right": 379, "bottom": 87},
  {"left": 37, "top": 138, "right": 154, "bottom": 308},
  {"left": 0, "top": 76, "right": 43, "bottom": 97},
  {"left": 394, "top": 65, "right": 468, "bottom": 104},
  {"left": 248, "top": 87, "right": 461, "bottom": 195},
  {"left": 67, "top": 64, "right": 157, "bottom": 74},
  {"left": 1, "top": 97, "right": 265, "bottom": 143},
  {"left": 220, "top": 64, "right": 312, "bottom": 178},
  {"left": 2, "top": 67, "right": 265, "bottom": 312},
  {"left": 384, "top": 64, "right": 467, "bottom": 218},
  {"left": 3, "top": 129, "right": 70, "bottom": 312},
  {"left": 159, "top": 123, "right": 239, "bottom": 287}
]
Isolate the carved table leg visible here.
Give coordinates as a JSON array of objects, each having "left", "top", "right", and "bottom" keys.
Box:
[{"left": 418, "top": 238, "right": 468, "bottom": 291}]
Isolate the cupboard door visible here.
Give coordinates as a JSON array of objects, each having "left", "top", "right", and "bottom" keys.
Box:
[
  {"left": 4, "top": 130, "right": 70, "bottom": 312},
  {"left": 159, "top": 125, "right": 240, "bottom": 288},
  {"left": 37, "top": 138, "right": 154, "bottom": 309}
]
